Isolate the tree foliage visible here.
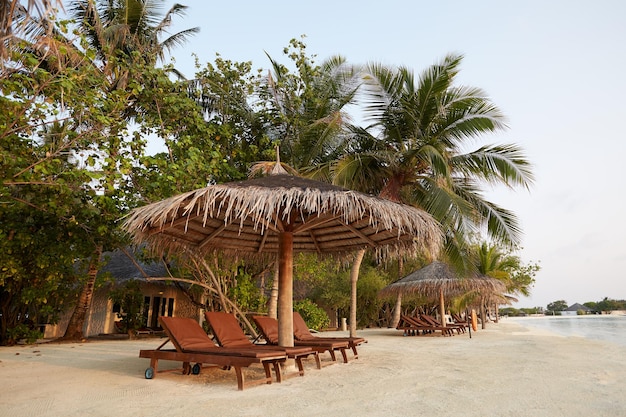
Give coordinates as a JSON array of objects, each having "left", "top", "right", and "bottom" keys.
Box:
[{"left": 547, "top": 300, "right": 568, "bottom": 312}]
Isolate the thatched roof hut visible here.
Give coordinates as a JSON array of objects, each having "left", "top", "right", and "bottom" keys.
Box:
[
  {"left": 380, "top": 261, "right": 507, "bottom": 327},
  {"left": 380, "top": 261, "right": 505, "bottom": 298}
]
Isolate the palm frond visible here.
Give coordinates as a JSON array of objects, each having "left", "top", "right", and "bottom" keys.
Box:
[{"left": 452, "top": 144, "right": 535, "bottom": 189}]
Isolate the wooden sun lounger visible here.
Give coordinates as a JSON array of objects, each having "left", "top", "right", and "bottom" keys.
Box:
[
  {"left": 139, "top": 316, "right": 288, "bottom": 390},
  {"left": 397, "top": 315, "right": 454, "bottom": 336},
  {"left": 451, "top": 313, "right": 471, "bottom": 330},
  {"left": 205, "top": 311, "right": 321, "bottom": 375},
  {"left": 420, "top": 314, "right": 465, "bottom": 334},
  {"left": 292, "top": 312, "right": 366, "bottom": 359},
  {"left": 251, "top": 315, "right": 351, "bottom": 364}
]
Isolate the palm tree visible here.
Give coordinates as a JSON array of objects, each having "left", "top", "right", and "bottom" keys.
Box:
[
  {"left": 336, "top": 54, "right": 533, "bottom": 256},
  {"left": 0, "top": 0, "right": 60, "bottom": 62},
  {"left": 260, "top": 38, "right": 361, "bottom": 171},
  {"left": 69, "top": 0, "right": 199, "bottom": 79},
  {"left": 332, "top": 54, "right": 534, "bottom": 326}
]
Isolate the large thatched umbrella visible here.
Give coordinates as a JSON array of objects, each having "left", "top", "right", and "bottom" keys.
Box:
[
  {"left": 379, "top": 261, "right": 506, "bottom": 327},
  {"left": 122, "top": 166, "right": 442, "bottom": 346}
]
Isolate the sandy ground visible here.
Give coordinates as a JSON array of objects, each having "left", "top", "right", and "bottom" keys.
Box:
[{"left": 0, "top": 320, "right": 624, "bottom": 417}]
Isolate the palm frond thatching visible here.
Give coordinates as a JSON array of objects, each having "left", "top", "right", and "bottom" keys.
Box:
[
  {"left": 122, "top": 173, "right": 443, "bottom": 260},
  {"left": 379, "top": 261, "right": 506, "bottom": 299}
]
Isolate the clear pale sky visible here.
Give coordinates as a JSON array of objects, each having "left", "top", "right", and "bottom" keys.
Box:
[{"left": 160, "top": 0, "right": 626, "bottom": 309}]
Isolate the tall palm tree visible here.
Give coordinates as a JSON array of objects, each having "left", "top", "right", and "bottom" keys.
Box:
[
  {"left": 332, "top": 54, "right": 534, "bottom": 325},
  {"left": 0, "top": 0, "right": 60, "bottom": 62},
  {"left": 69, "top": 0, "right": 198, "bottom": 79},
  {"left": 335, "top": 54, "right": 534, "bottom": 260},
  {"left": 260, "top": 39, "right": 361, "bottom": 171}
]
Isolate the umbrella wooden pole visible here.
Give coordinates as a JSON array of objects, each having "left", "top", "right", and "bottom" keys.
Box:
[
  {"left": 439, "top": 288, "right": 447, "bottom": 328},
  {"left": 277, "top": 231, "right": 294, "bottom": 347}
]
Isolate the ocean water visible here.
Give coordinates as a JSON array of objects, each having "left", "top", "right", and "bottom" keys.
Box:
[{"left": 508, "top": 315, "right": 626, "bottom": 346}]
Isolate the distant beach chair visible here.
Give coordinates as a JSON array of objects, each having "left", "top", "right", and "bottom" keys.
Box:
[
  {"left": 397, "top": 315, "right": 454, "bottom": 336},
  {"left": 421, "top": 314, "right": 466, "bottom": 334},
  {"left": 139, "top": 316, "right": 287, "bottom": 390}
]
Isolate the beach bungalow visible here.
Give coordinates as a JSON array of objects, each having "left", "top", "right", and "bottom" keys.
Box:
[
  {"left": 561, "top": 303, "right": 592, "bottom": 316},
  {"left": 44, "top": 249, "right": 198, "bottom": 338}
]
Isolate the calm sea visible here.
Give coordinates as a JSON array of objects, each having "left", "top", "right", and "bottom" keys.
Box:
[{"left": 507, "top": 315, "right": 626, "bottom": 346}]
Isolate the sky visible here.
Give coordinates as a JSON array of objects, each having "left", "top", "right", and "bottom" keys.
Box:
[{"left": 157, "top": 0, "right": 626, "bottom": 309}]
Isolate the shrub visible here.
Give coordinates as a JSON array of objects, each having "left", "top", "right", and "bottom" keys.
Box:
[
  {"left": 6, "top": 323, "right": 42, "bottom": 345},
  {"left": 294, "top": 299, "right": 329, "bottom": 331}
]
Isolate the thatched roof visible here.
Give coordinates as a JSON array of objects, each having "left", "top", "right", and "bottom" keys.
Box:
[
  {"left": 122, "top": 173, "right": 442, "bottom": 259},
  {"left": 379, "top": 261, "right": 506, "bottom": 298},
  {"left": 97, "top": 249, "right": 170, "bottom": 282}
]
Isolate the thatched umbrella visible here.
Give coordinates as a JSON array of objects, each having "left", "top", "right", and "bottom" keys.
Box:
[
  {"left": 122, "top": 165, "right": 442, "bottom": 346},
  {"left": 379, "top": 261, "right": 507, "bottom": 327}
]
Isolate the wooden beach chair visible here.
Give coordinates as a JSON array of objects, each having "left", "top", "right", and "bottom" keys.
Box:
[
  {"left": 139, "top": 316, "right": 288, "bottom": 390},
  {"left": 292, "top": 312, "right": 367, "bottom": 359},
  {"left": 397, "top": 315, "right": 454, "bottom": 336},
  {"left": 252, "top": 315, "right": 350, "bottom": 364},
  {"left": 205, "top": 311, "right": 321, "bottom": 375},
  {"left": 421, "top": 314, "right": 465, "bottom": 334}
]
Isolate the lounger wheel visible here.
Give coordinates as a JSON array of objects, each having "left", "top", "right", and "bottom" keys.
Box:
[
  {"left": 145, "top": 367, "right": 154, "bottom": 379},
  {"left": 192, "top": 363, "right": 201, "bottom": 375}
]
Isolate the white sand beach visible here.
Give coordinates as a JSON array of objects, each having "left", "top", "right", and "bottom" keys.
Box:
[{"left": 0, "top": 321, "right": 624, "bottom": 417}]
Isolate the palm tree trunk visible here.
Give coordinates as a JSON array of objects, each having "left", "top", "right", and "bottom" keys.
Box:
[
  {"left": 267, "top": 260, "right": 279, "bottom": 319},
  {"left": 62, "top": 245, "right": 102, "bottom": 340},
  {"left": 480, "top": 300, "right": 487, "bottom": 329},
  {"left": 349, "top": 249, "right": 366, "bottom": 338},
  {"left": 390, "top": 294, "right": 402, "bottom": 328},
  {"left": 389, "top": 257, "right": 404, "bottom": 328},
  {"left": 439, "top": 288, "right": 447, "bottom": 328}
]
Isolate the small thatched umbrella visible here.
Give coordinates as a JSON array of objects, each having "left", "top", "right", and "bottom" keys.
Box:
[
  {"left": 122, "top": 165, "right": 442, "bottom": 346},
  {"left": 379, "top": 261, "right": 507, "bottom": 327}
]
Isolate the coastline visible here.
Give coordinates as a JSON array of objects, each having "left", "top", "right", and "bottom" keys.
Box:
[{"left": 1, "top": 321, "right": 624, "bottom": 417}]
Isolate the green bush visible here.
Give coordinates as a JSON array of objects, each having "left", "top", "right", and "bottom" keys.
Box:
[
  {"left": 6, "top": 323, "right": 42, "bottom": 345},
  {"left": 294, "top": 299, "right": 329, "bottom": 331},
  {"left": 229, "top": 271, "right": 266, "bottom": 313}
]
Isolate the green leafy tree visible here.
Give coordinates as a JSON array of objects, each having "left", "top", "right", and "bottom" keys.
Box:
[
  {"left": 260, "top": 37, "right": 360, "bottom": 172},
  {"left": 471, "top": 241, "right": 539, "bottom": 325},
  {"left": 0, "top": 24, "right": 137, "bottom": 342},
  {"left": 60, "top": 0, "right": 200, "bottom": 339},
  {"left": 547, "top": 300, "right": 568, "bottom": 313},
  {"left": 595, "top": 297, "right": 621, "bottom": 313}
]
